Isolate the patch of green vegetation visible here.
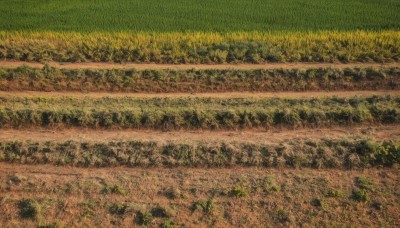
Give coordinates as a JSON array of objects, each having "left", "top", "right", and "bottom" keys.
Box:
[
  {"left": 276, "top": 209, "right": 290, "bottom": 223},
  {"left": 270, "top": 185, "right": 281, "bottom": 192},
  {"left": 1, "top": 0, "right": 399, "bottom": 32},
  {"left": 17, "top": 199, "right": 40, "bottom": 220},
  {"left": 311, "top": 198, "right": 327, "bottom": 208},
  {"left": 326, "top": 189, "right": 344, "bottom": 198},
  {"left": 136, "top": 211, "right": 153, "bottom": 225},
  {"left": 161, "top": 219, "right": 175, "bottom": 228},
  {"left": 37, "top": 223, "right": 61, "bottom": 228},
  {"left": 229, "top": 187, "right": 247, "bottom": 198},
  {"left": 101, "top": 184, "right": 127, "bottom": 195},
  {"left": 355, "top": 176, "right": 376, "bottom": 191},
  {"left": 193, "top": 199, "right": 214, "bottom": 215},
  {"left": 151, "top": 206, "right": 170, "bottom": 218},
  {"left": 352, "top": 190, "right": 369, "bottom": 202},
  {"left": 78, "top": 200, "right": 97, "bottom": 219},
  {"left": 109, "top": 203, "right": 128, "bottom": 216}
]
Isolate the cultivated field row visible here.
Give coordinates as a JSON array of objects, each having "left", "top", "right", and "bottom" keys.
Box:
[
  {"left": 1, "top": 127, "right": 399, "bottom": 168},
  {"left": 1, "top": 31, "right": 399, "bottom": 63},
  {"left": 1, "top": 65, "right": 399, "bottom": 92},
  {"left": 1, "top": 95, "right": 399, "bottom": 129}
]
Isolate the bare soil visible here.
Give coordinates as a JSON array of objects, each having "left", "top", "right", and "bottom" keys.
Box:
[
  {"left": 1, "top": 125, "right": 399, "bottom": 143},
  {"left": 1, "top": 90, "right": 399, "bottom": 98},
  {"left": 0, "top": 60, "right": 399, "bottom": 70}
]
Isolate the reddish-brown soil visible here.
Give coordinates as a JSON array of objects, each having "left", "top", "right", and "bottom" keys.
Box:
[
  {"left": 0, "top": 163, "right": 399, "bottom": 227},
  {"left": 1, "top": 90, "right": 399, "bottom": 98},
  {"left": 0, "top": 60, "right": 399, "bottom": 70},
  {"left": 1, "top": 125, "right": 399, "bottom": 143}
]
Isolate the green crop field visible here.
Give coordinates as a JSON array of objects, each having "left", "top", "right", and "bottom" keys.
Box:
[{"left": 1, "top": 0, "right": 400, "bottom": 32}]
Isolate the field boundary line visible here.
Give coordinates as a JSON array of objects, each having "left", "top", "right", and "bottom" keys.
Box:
[{"left": 0, "top": 61, "right": 399, "bottom": 70}]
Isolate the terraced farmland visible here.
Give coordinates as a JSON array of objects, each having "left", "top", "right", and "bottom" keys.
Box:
[{"left": 0, "top": 0, "right": 399, "bottom": 227}]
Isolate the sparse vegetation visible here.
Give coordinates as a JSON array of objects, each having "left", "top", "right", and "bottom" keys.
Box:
[
  {"left": 352, "top": 189, "right": 369, "bottom": 202},
  {"left": 326, "top": 189, "right": 344, "bottom": 198},
  {"left": 1, "top": 166, "right": 399, "bottom": 227},
  {"left": 101, "top": 184, "right": 127, "bottom": 195},
  {"left": 229, "top": 187, "right": 247, "bottom": 198},
  {"left": 270, "top": 185, "right": 281, "bottom": 192},
  {"left": 109, "top": 203, "right": 128, "bottom": 216},
  {"left": 193, "top": 199, "right": 214, "bottom": 215},
  {"left": 136, "top": 211, "right": 153, "bottom": 225},
  {"left": 1, "top": 66, "right": 399, "bottom": 92},
  {"left": 355, "top": 176, "right": 376, "bottom": 191}
]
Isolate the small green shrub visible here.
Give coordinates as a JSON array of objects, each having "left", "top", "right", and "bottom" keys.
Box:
[
  {"left": 18, "top": 199, "right": 39, "bottom": 219},
  {"left": 136, "top": 211, "right": 153, "bottom": 225},
  {"left": 374, "top": 143, "right": 400, "bottom": 166},
  {"left": 355, "top": 176, "right": 375, "bottom": 191},
  {"left": 326, "top": 189, "right": 344, "bottom": 197},
  {"left": 311, "top": 198, "right": 327, "bottom": 208},
  {"left": 151, "top": 206, "right": 169, "bottom": 218},
  {"left": 352, "top": 189, "right": 369, "bottom": 202},
  {"left": 109, "top": 203, "right": 128, "bottom": 216},
  {"left": 101, "top": 184, "right": 127, "bottom": 195},
  {"left": 193, "top": 199, "right": 214, "bottom": 215},
  {"left": 270, "top": 185, "right": 281, "bottom": 192},
  {"left": 230, "top": 187, "right": 247, "bottom": 198},
  {"left": 161, "top": 219, "right": 175, "bottom": 228},
  {"left": 276, "top": 209, "right": 289, "bottom": 223}
]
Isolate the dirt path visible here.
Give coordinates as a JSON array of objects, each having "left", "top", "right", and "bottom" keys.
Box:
[
  {"left": 0, "top": 61, "right": 399, "bottom": 70},
  {"left": 1, "top": 90, "right": 399, "bottom": 98},
  {"left": 1, "top": 125, "right": 398, "bottom": 143}
]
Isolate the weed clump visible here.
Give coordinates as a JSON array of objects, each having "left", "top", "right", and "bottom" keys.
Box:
[
  {"left": 17, "top": 199, "right": 40, "bottom": 219},
  {"left": 352, "top": 190, "right": 369, "bottom": 202},
  {"left": 355, "top": 176, "right": 375, "bottom": 191},
  {"left": 101, "top": 184, "right": 127, "bottom": 195},
  {"left": 193, "top": 199, "right": 214, "bottom": 215},
  {"left": 109, "top": 203, "right": 128, "bottom": 216},
  {"left": 229, "top": 187, "right": 247, "bottom": 198},
  {"left": 136, "top": 211, "right": 153, "bottom": 225},
  {"left": 326, "top": 189, "right": 344, "bottom": 197}
]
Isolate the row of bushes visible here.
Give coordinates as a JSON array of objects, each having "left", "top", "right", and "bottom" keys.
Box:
[
  {"left": 0, "top": 106, "right": 399, "bottom": 129},
  {"left": 2, "top": 94, "right": 399, "bottom": 108},
  {"left": 0, "top": 139, "right": 398, "bottom": 168},
  {"left": 1, "top": 95, "right": 399, "bottom": 129},
  {"left": 1, "top": 31, "right": 399, "bottom": 63},
  {"left": 1, "top": 65, "right": 399, "bottom": 92}
]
